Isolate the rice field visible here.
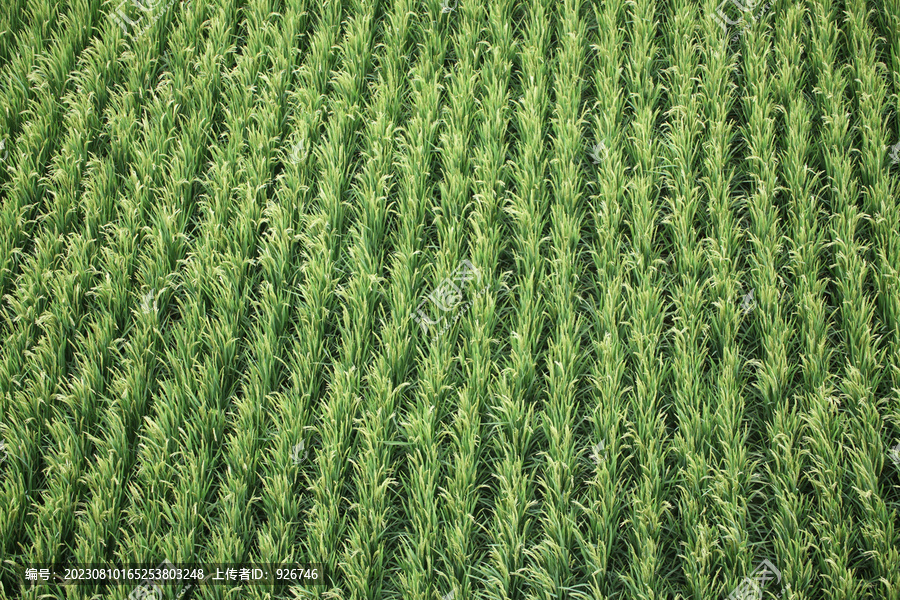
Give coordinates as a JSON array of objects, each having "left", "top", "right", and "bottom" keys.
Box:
[{"left": 1, "top": 0, "right": 899, "bottom": 598}]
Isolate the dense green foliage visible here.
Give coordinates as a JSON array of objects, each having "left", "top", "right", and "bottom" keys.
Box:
[{"left": 1, "top": 0, "right": 900, "bottom": 598}]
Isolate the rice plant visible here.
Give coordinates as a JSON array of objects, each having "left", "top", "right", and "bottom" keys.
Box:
[{"left": 2, "top": 0, "right": 900, "bottom": 599}]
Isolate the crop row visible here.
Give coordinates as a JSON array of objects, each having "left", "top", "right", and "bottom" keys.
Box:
[{"left": 1, "top": 0, "right": 899, "bottom": 599}]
